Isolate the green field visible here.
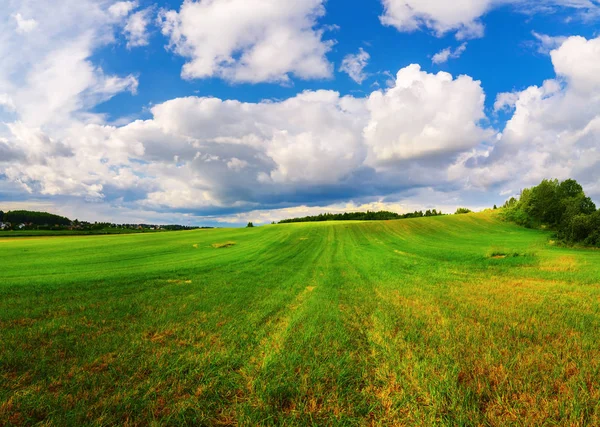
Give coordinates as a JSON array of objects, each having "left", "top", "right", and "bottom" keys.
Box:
[{"left": 2, "top": 212, "right": 600, "bottom": 426}]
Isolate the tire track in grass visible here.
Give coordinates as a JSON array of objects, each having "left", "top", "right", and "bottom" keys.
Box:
[
  {"left": 236, "top": 224, "right": 377, "bottom": 424},
  {"left": 340, "top": 221, "right": 472, "bottom": 425},
  {"left": 337, "top": 222, "right": 427, "bottom": 424},
  {"left": 232, "top": 225, "right": 331, "bottom": 423}
]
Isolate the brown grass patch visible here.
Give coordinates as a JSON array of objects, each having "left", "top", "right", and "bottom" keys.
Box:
[
  {"left": 540, "top": 255, "right": 578, "bottom": 272},
  {"left": 83, "top": 353, "right": 117, "bottom": 374},
  {"left": 146, "top": 329, "right": 175, "bottom": 344},
  {"left": 211, "top": 241, "right": 236, "bottom": 249}
]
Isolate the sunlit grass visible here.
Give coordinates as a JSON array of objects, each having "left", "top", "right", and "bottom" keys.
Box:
[{"left": 1, "top": 211, "right": 599, "bottom": 425}]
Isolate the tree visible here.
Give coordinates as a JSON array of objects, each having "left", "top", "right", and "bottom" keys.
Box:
[
  {"left": 455, "top": 208, "right": 472, "bottom": 215},
  {"left": 503, "top": 197, "right": 518, "bottom": 208},
  {"left": 0, "top": 210, "right": 4, "bottom": 221},
  {"left": 493, "top": 205, "right": 497, "bottom": 210},
  {"left": 247, "top": 222, "right": 254, "bottom": 228},
  {"left": 4, "top": 210, "right": 71, "bottom": 226},
  {"left": 558, "top": 179, "right": 584, "bottom": 199},
  {"left": 502, "top": 178, "right": 600, "bottom": 246},
  {"left": 527, "top": 179, "right": 561, "bottom": 225}
]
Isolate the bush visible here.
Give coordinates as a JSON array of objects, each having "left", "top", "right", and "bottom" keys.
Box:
[
  {"left": 247, "top": 222, "right": 254, "bottom": 228},
  {"left": 502, "top": 206, "right": 535, "bottom": 228},
  {"left": 455, "top": 208, "right": 472, "bottom": 215}
]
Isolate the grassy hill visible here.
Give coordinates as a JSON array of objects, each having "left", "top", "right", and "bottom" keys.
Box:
[{"left": 1, "top": 211, "right": 600, "bottom": 425}]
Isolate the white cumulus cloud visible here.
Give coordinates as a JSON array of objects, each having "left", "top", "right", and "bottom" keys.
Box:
[
  {"left": 432, "top": 43, "right": 467, "bottom": 64},
  {"left": 451, "top": 34, "right": 600, "bottom": 200},
  {"left": 380, "top": 0, "right": 600, "bottom": 39},
  {"left": 13, "top": 13, "right": 38, "bottom": 33},
  {"left": 364, "top": 65, "right": 491, "bottom": 166},
  {"left": 159, "top": 0, "right": 334, "bottom": 84},
  {"left": 531, "top": 31, "right": 568, "bottom": 54},
  {"left": 0, "top": 58, "right": 492, "bottom": 213},
  {"left": 124, "top": 8, "right": 152, "bottom": 48},
  {"left": 340, "top": 48, "right": 370, "bottom": 84}
]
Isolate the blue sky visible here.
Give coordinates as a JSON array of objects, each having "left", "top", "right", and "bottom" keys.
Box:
[
  {"left": 1, "top": 0, "right": 600, "bottom": 226},
  {"left": 94, "top": 1, "right": 593, "bottom": 120}
]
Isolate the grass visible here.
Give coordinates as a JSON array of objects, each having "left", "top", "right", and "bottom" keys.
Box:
[{"left": 1, "top": 211, "right": 600, "bottom": 425}]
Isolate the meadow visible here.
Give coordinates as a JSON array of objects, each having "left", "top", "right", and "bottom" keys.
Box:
[{"left": 1, "top": 211, "right": 599, "bottom": 426}]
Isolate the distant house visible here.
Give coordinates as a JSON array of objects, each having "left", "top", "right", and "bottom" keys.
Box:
[{"left": 0, "top": 222, "right": 7, "bottom": 230}]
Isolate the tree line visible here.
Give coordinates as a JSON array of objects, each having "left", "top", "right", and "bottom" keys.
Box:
[
  {"left": 0, "top": 210, "right": 203, "bottom": 232},
  {"left": 279, "top": 209, "right": 444, "bottom": 224},
  {"left": 502, "top": 178, "right": 599, "bottom": 246},
  {"left": 0, "top": 210, "right": 71, "bottom": 226}
]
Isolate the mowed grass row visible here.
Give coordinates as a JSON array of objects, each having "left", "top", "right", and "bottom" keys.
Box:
[{"left": 1, "top": 212, "right": 600, "bottom": 426}]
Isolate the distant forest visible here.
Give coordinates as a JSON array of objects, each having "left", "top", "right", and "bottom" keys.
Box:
[
  {"left": 279, "top": 209, "right": 444, "bottom": 224},
  {"left": 502, "top": 178, "right": 599, "bottom": 247},
  {"left": 0, "top": 210, "right": 201, "bottom": 232},
  {"left": 0, "top": 210, "right": 71, "bottom": 226}
]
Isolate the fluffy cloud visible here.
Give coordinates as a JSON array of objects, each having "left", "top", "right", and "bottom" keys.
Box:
[
  {"left": 0, "top": 0, "right": 140, "bottom": 129},
  {"left": 551, "top": 35, "right": 600, "bottom": 92},
  {"left": 0, "top": 94, "right": 16, "bottom": 112},
  {"left": 531, "top": 31, "right": 568, "bottom": 54},
  {"left": 0, "top": 0, "right": 146, "bottom": 202},
  {"left": 159, "top": 0, "right": 334, "bottom": 83},
  {"left": 451, "top": 35, "right": 600, "bottom": 199},
  {"left": 124, "top": 8, "right": 152, "bottom": 48},
  {"left": 380, "top": 0, "right": 490, "bottom": 39},
  {"left": 116, "top": 67, "right": 488, "bottom": 211},
  {"left": 1, "top": 59, "right": 491, "bottom": 214},
  {"left": 380, "top": 0, "right": 600, "bottom": 39},
  {"left": 432, "top": 43, "right": 467, "bottom": 64},
  {"left": 13, "top": 13, "right": 38, "bottom": 33},
  {"left": 364, "top": 65, "right": 490, "bottom": 166},
  {"left": 3, "top": 1, "right": 599, "bottom": 223},
  {"left": 108, "top": 1, "right": 139, "bottom": 19},
  {"left": 340, "top": 48, "right": 370, "bottom": 84}
]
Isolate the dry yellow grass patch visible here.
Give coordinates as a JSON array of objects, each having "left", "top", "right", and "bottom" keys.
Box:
[
  {"left": 540, "top": 255, "right": 578, "bottom": 272},
  {"left": 393, "top": 249, "right": 416, "bottom": 257},
  {"left": 211, "top": 241, "right": 236, "bottom": 249}
]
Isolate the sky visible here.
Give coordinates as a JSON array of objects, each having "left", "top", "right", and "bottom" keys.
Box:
[{"left": 1, "top": 0, "right": 599, "bottom": 226}]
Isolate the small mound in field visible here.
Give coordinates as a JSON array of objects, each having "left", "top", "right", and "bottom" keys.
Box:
[
  {"left": 489, "top": 251, "right": 532, "bottom": 259},
  {"left": 212, "top": 241, "right": 236, "bottom": 249}
]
